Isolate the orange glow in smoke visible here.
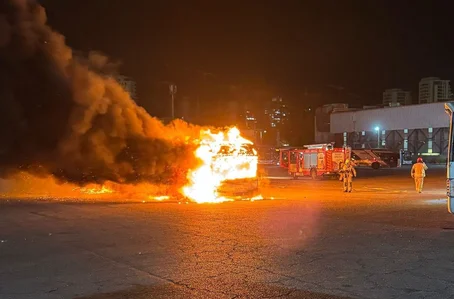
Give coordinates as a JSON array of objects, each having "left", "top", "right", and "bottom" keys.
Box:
[{"left": 182, "top": 127, "right": 258, "bottom": 203}]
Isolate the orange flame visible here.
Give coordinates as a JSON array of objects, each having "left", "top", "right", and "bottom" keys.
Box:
[
  {"left": 182, "top": 127, "right": 258, "bottom": 203},
  {"left": 74, "top": 185, "right": 114, "bottom": 195},
  {"left": 148, "top": 195, "right": 170, "bottom": 201}
]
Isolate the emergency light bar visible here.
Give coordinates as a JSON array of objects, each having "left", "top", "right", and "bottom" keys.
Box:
[{"left": 304, "top": 143, "right": 334, "bottom": 150}]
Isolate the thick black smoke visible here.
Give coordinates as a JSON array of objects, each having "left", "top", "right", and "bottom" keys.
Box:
[{"left": 0, "top": 0, "right": 198, "bottom": 185}]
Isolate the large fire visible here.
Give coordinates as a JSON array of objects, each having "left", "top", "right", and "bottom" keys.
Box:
[
  {"left": 182, "top": 127, "right": 258, "bottom": 203},
  {"left": 0, "top": 128, "right": 258, "bottom": 203}
]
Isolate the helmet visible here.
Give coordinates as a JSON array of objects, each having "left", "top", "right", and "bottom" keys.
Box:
[{"left": 417, "top": 157, "right": 423, "bottom": 163}]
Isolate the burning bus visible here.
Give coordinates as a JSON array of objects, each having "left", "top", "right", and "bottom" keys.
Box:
[
  {"left": 182, "top": 127, "right": 259, "bottom": 203},
  {"left": 215, "top": 143, "right": 259, "bottom": 199}
]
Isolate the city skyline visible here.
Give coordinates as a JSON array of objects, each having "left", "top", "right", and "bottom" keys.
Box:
[{"left": 40, "top": 0, "right": 454, "bottom": 116}]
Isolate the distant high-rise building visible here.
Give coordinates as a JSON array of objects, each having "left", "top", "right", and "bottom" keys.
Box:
[
  {"left": 244, "top": 110, "right": 257, "bottom": 129},
  {"left": 382, "top": 88, "right": 412, "bottom": 107},
  {"left": 116, "top": 75, "right": 137, "bottom": 100},
  {"left": 265, "top": 97, "right": 289, "bottom": 128},
  {"left": 418, "top": 77, "right": 452, "bottom": 104}
]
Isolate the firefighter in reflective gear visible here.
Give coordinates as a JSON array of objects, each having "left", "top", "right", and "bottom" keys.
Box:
[
  {"left": 411, "top": 157, "right": 428, "bottom": 193},
  {"left": 340, "top": 159, "right": 357, "bottom": 192}
]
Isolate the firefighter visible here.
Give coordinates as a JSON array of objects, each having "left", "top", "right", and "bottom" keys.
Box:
[
  {"left": 340, "top": 159, "right": 356, "bottom": 192},
  {"left": 411, "top": 157, "right": 428, "bottom": 193}
]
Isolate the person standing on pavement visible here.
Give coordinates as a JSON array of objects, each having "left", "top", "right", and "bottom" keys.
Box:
[
  {"left": 340, "top": 159, "right": 356, "bottom": 192},
  {"left": 411, "top": 157, "right": 428, "bottom": 193}
]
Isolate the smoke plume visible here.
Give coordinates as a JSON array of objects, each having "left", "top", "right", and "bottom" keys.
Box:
[{"left": 0, "top": 0, "right": 199, "bottom": 185}]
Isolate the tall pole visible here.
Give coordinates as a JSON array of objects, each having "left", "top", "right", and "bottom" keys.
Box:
[
  {"left": 171, "top": 93, "right": 174, "bottom": 119},
  {"left": 377, "top": 131, "right": 380, "bottom": 148},
  {"left": 169, "top": 84, "right": 177, "bottom": 120},
  {"left": 375, "top": 127, "right": 380, "bottom": 148}
]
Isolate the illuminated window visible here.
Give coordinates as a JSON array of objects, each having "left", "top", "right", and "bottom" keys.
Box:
[
  {"left": 428, "top": 127, "right": 433, "bottom": 133},
  {"left": 362, "top": 131, "right": 365, "bottom": 136},
  {"left": 404, "top": 139, "right": 408, "bottom": 150},
  {"left": 404, "top": 129, "right": 408, "bottom": 134}
]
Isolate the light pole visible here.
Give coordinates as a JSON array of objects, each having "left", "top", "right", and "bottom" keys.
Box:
[
  {"left": 157, "top": 81, "right": 177, "bottom": 120},
  {"left": 375, "top": 126, "right": 380, "bottom": 148},
  {"left": 169, "top": 84, "right": 177, "bottom": 120}
]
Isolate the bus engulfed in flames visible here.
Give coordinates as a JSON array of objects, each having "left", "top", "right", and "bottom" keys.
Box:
[
  {"left": 182, "top": 127, "right": 259, "bottom": 203},
  {"left": 2, "top": 127, "right": 259, "bottom": 203}
]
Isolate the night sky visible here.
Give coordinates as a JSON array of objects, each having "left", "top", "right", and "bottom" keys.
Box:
[{"left": 41, "top": 0, "right": 454, "bottom": 116}]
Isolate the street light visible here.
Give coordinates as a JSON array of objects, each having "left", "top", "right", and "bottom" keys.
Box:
[
  {"left": 169, "top": 84, "right": 177, "bottom": 120},
  {"left": 375, "top": 126, "right": 380, "bottom": 148},
  {"left": 157, "top": 81, "right": 177, "bottom": 120}
]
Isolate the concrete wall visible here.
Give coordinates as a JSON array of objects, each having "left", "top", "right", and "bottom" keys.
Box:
[{"left": 330, "top": 102, "right": 448, "bottom": 133}]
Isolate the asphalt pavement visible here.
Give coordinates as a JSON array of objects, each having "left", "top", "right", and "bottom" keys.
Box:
[{"left": 1, "top": 165, "right": 454, "bottom": 299}]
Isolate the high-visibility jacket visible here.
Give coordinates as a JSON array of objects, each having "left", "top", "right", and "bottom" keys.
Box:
[
  {"left": 341, "top": 164, "right": 356, "bottom": 179},
  {"left": 411, "top": 162, "right": 428, "bottom": 178}
]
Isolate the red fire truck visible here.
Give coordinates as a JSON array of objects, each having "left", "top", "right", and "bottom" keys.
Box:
[{"left": 280, "top": 144, "right": 351, "bottom": 179}]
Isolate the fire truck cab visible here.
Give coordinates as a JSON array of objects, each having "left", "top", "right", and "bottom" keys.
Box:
[
  {"left": 278, "top": 147, "right": 301, "bottom": 168},
  {"left": 282, "top": 144, "right": 351, "bottom": 179}
]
